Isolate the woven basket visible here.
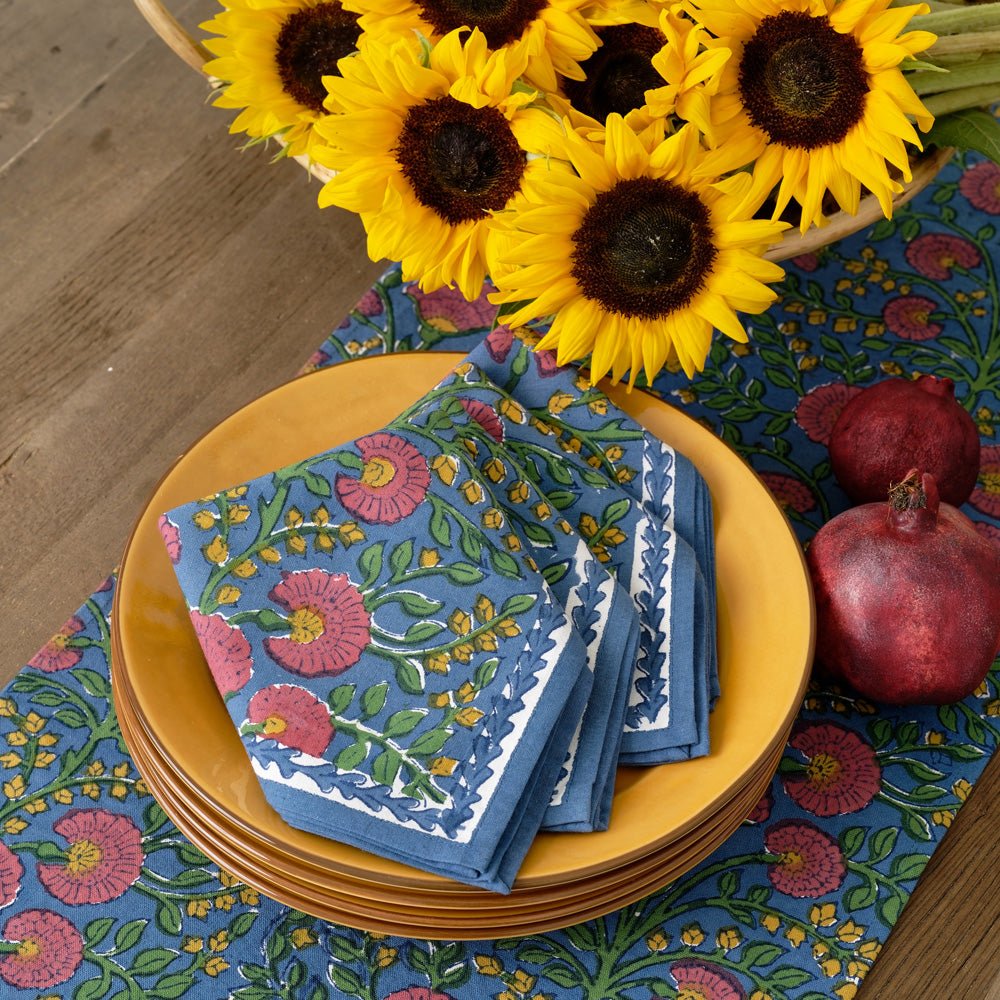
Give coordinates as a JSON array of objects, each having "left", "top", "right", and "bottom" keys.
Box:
[{"left": 135, "top": 0, "right": 954, "bottom": 263}]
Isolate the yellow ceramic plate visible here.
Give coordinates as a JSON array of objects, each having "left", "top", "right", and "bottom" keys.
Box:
[
  {"left": 117, "top": 682, "right": 782, "bottom": 937},
  {"left": 115, "top": 674, "right": 785, "bottom": 921},
  {"left": 113, "top": 353, "right": 813, "bottom": 891}
]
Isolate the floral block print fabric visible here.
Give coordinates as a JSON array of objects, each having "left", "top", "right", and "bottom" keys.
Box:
[
  {"left": 165, "top": 404, "right": 596, "bottom": 892},
  {"left": 418, "top": 357, "right": 716, "bottom": 764},
  {"left": 0, "top": 151, "right": 998, "bottom": 998}
]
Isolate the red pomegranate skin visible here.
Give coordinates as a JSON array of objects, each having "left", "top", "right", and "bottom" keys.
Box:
[
  {"left": 807, "top": 472, "right": 1000, "bottom": 705},
  {"left": 828, "top": 375, "right": 980, "bottom": 506}
]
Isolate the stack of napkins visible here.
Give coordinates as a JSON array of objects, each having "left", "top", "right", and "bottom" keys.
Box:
[{"left": 162, "top": 336, "right": 718, "bottom": 892}]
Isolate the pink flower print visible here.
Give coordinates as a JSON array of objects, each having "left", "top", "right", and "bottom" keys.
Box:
[
  {"left": 883, "top": 295, "right": 942, "bottom": 340},
  {"left": 335, "top": 432, "right": 430, "bottom": 524},
  {"left": 959, "top": 160, "right": 1000, "bottom": 214},
  {"left": 384, "top": 989, "right": 456, "bottom": 1000},
  {"left": 485, "top": 324, "right": 515, "bottom": 362},
  {"left": 758, "top": 472, "right": 816, "bottom": 514},
  {"left": 905, "top": 233, "right": 981, "bottom": 280},
  {"left": 668, "top": 959, "right": 746, "bottom": 1000},
  {"left": 36, "top": 809, "right": 144, "bottom": 906},
  {"left": 746, "top": 786, "right": 773, "bottom": 825},
  {"left": 190, "top": 611, "right": 253, "bottom": 697},
  {"left": 0, "top": 910, "right": 84, "bottom": 990},
  {"left": 794, "top": 382, "right": 863, "bottom": 445},
  {"left": 459, "top": 399, "right": 504, "bottom": 443},
  {"left": 765, "top": 819, "right": 846, "bottom": 897},
  {"left": 247, "top": 684, "right": 333, "bottom": 757},
  {"left": 791, "top": 252, "right": 820, "bottom": 272},
  {"left": 970, "top": 445, "right": 1000, "bottom": 519},
  {"left": 410, "top": 284, "right": 496, "bottom": 333},
  {"left": 534, "top": 348, "right": 562, "bottom": 378},
  {"left": 264, "top": 569, "right": 370, "bottom": 678},
  {"left": 28, "top": 615, "right": 85, "bottom": 672},
  {"left": 355, "top": 289, "right": 384, "bottom": 317},
  {"left": 0, "top": 844, "right": 23, "bottom": 909},
  {"left": 783, "top": 722, "right": 882, "bottom": 817},
  {"left": 158, "top": 514, "right": 182, "bottom": 564}
]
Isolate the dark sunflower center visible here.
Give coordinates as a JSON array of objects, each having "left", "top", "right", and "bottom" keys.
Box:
[
  {"left": 415, "top": 0, "right": 546, "bottom": 48},
  {"left": 571, "top": 177, "right": 716, "bottom": 319},
  {"left": 739, "top": 10, "right": 868, "bottom": 149},
  {"left": 275, "top": 2, "right": 361, "bottom": 115},
  {"left": 395, "top": 96, "right": 526, "bottom": 225},
  {"left": 562, "top": 24, "right": 664, "bottom": 121}
]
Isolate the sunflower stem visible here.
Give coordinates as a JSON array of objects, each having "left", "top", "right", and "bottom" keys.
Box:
[
  {"left": 908, "top": 54, "right": 1000, "bottom": 93},
  {"left": 913, "top": 1, "right": 1000, "bottom": 36},
  {"left": 924, "top": 82, "right": 1000, "bottom": 115},
  {"left": 928, "top": 28, "right": 1000, "bottom": 57}
]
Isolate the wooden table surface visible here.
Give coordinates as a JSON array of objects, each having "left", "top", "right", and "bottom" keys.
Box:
[{"left": 1, "top": 2, "right": 997, "bottom": 995}]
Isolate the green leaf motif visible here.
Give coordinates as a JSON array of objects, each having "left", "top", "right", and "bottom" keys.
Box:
[
  {"left": 459, "top": 526, "right": 483, "bottom": 561},
  {"left": 358, "top": 542, "right": 384, "bottom": 589},
  {"left": 146, "top": 972, "right": 196, "bottom": 999},
  {"left": 361, "top": 682, "right": 389, "bottom": 719},
  {"left": 372, "top": 749, "right": 403, "bottom": 786},
  {"left": 329, "top": 962, "right": 365, "bottom": 997},
  {"left": 410, "top": 729, "right": 452, "bottom": 755},
  {"left": 430, "top": 504, "right": 452, "bottom": 546},
  {"left": 890, "top": 853, "right": 929, "bottom": 882},
  {"left": 404, "top": 620, "right": 446, "bottom": 643},
  {"left": 542, "top": 962, "right": 583, "bottom": 988},
  {"left": 113, "top": 918, "right": 148, "bottom": 955},
  {"left": 444, "top": 562, "right": 485, "bottom": 584},
  {"left": 839, "top": 826, "right": 866, "bottom": 859},
  {"left": 155, "top": 899, "right": 182, "bottom": 937},
  {"left": 328, "top": 683, "right": 356, "bottom": 716},
  {"left": 255, "top": 608, "right": 290, "bottom": 632},
  {"left": 390, "top": 540, "right": 414, "bottom": 580},
  {"left": 490, "top": 548, "right": 522, "bottom": 578},
  {"left": 74, "top": 971, "right": 112, "bottom": 1000},
  {"left": 131, "top": 947, "right": 179, "bottom": 977},
  {"left": 84, "top": 917, "right": 116, "bottom": 948},
  {"left": 72, "top": 667, "right": 111, "bottom": 700},
  {"left": 845, "top": 880, "right": 879, "bottom": 911},
  {"left": 336, "top": 741, "right": 369, "bottom": 771},
  {"left": 395, "top": 659, "right": 424, "bottom": 695},
  {"left": 501, "top": 593, "right": 537, "bottom": 617},
  {"left": 384, "top": 710, "right": 427, "bottom": 738},
  {"left": 869, "top": 827, "right": 899, "bottom": 863},
  {"left": 390, "top": 592, "right": 445, "bottom": 616},
  {"left": 742, "top": 942, "right": 784, "bottom": 968}
]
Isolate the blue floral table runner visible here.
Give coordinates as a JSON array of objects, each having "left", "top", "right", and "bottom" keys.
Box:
[{"left": 0, "top": 152, "right": 998, "bottom": 999}]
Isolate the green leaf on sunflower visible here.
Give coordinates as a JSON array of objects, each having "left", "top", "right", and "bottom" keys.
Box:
[{"left": 927, "top": 109, "right": 1000, "bottom": 164}]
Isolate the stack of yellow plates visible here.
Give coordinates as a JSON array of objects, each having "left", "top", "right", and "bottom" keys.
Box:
[{"left": 111, "top": 353, "right": 814, "bottom": 939}]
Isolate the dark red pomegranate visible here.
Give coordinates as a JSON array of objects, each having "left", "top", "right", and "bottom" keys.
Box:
[
  {"left": 807, "top": 470, "right": 1000, "bottom": 705},
  {"left": 828, "top": 375, "right": 980, "bottom": 505}
]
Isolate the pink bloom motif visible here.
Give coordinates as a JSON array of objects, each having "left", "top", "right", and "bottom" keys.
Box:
[
  {"left": 764, "top": 819, "right": 846, "bottom": 897},
  {"left": 534, "top": 347, "right": 562, "bottom": 378},
  {"left": 190, "top": 611, "right": 254, "bottom": 697},
  {"left": 668, "top": 959, "right": 746, "bottom": 1000},
  {"left": 905, "top": 232, "right": 981, "bottom": 280},
  {"left": 28, "top": 615, "right": 85, "bottom": 672},
  {"left": 0, "top": 844, "right": 23, "bottom": 909},
  {"left": 485, "top": 324, "right": 514, "bottom": 362},
  {"left": 264, "top": 569, "right": 371, "bottom": 678},
  {"left": 759, "top": 472, "right": 816, "bottom": 514},
  {"left": 355, "top": 288, "right": 384, "bottom": 317},
  {"left": 410, "top": 284, "right": 496, "bottom": 332},
  {"left": 746, "top": 786, "right": 773, "bottom": 825},
  {"left": 158, "top": 514, "right": 182, "bottom": 564},
  {"left": 959, "top": 160, "right": 1000, "bottom": 214},
  {"left": 791, "top": 252, "right": 820, "bottom": 272},
  {"left": 794, "top": 382, "right": 863, "bottom": 445},
  {"left": 0, "top": 909, "right": 84, "bottom": 990},
  {"left": 335, "top": 432, "right": 430, "bottom": 525},
  {"left": 246, "top": 684, "right": 333, "bottom": 757},
  {"left": 300, "top": 348, "right": 332, "bottom": 371},
  {"left": 882, "top": 295, "right": 942, "bottom": 341},
  {"left": 36, "top": 809, "right": 144, "bottom": 906},
  {"left": 384, "top": 989, "right": 455, "bottom": 1000},
  {"left": 970, "top": 445, "right": 1000, "bottom": 519},
  {"left": 783, "top": 722, "right": 882, "bottom": 817},
  {"left": 459, "top": 398, "right": 504, "bottom": 443}
]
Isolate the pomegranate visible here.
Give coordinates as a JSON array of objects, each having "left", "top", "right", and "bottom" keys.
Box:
[
  {"left": 807, "top": 470, "right": 1000, "bottom": 705},
  {"left": 828, "top": 375, "right": 980, "bottom": 506}
]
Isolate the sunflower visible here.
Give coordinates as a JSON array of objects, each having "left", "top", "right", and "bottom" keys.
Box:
[
  {"left": 201, "top": 0, "right": 361, "bottom": 159},
  {"left": 340, "top": 0, "right": 599, "bottom": 92},
  {"left": 489, "top": 119, "right": 788, "bottom": 383},
  {"left": 688, "top": 0, "right": 935, "bottom": 231},
  {"left": 314, "top": 29, "right": 564, "bottom": 299}
]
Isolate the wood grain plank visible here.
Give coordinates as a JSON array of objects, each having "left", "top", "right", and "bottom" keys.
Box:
[{"left": 0, "top": 11, "right": 382, "bottom": 678}]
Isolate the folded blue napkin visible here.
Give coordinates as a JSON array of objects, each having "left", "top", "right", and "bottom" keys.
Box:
[
  {"left": 443, "top": 344, "right": 718, "bottom": 762},
  {"left": 164, "top": 401, "right": 593, "bottom": 892},
  {"left": 404, "top": 369, "right": 641, "bottom": 831}
]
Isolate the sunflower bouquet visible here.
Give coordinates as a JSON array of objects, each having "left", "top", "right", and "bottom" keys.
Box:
[{"left": 199, "top": 0, "right": 1000, "bottom": 384}]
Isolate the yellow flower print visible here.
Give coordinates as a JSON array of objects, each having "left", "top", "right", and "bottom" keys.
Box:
[
  {"left": 495, "top": 618, "right": 520, "bottom": 638},
  {"left": 474, "top": 596, "right": 495, "bottom": 623},
  {"left": 716, "top": 927, "right": 741, "bottom": 951},
  {"left": 819, "top": 958, "right": 842, "bottom": 978},
  {"left": 209, "top": 930, "right": 230, "bottom": 951},
  {"left": 836, "top": 919, "right": 866, "bottom": 943},
  {"left": 482, "top": 508, "right": 505, "bottom": 530},
  {"left": 376, "top": 946, "right": 398, "bottom": 967},
  {"left": 510, "top": 969, "right": 537, "bottom": 993},
  {"left": 456, "top": 682, "right": 477, "bottom": 704},
  {"left": 680, "top": 923, "right": 705, "bottom": 947},
  {"left": 233, "top": 560, "right": 258, "bottom": 579},
  {"left": 216, "top": 585, "right": 241, "bottom": 605},
  {"left": 291, "top": 927, "right": 317, "bottom": 949},
  {"left": 187, "top": 899, "right": 211, "bottom": 918},
  {"left": 339, "top": 522, "right": 365, "bottom": 545},
  {"left": 430, "top": 757, "right": 458, "bottom": 776},
  {"left": 459, "top": 480, "right": 485, "bottom": 504},
  {"left": 785, "top": 926, "right": 806, "bottom": 947},
  {"left": 475, "top": 955, "right": 504, "bottom": 976},
  {"left": 507, "top": 481, "right": 530, "bottom": 504},
  {"left": 448, "top": 610, "right": 472, "bottom": 636},
  {"left": 182, "top": 936, "right": 203, "bottom": 953},
  {"left": 483, "top": 458, "right": 506, "bottom": 483},
  {"left": 24, "top": 799, "right": 47, "bottom": 814},
  {"left": 3, "top": 818, "right": 27, "bottom": 834},
  {"left": 0, "top": 753, "right": 21, "bottom": 769},
  {"left": 425, "top": 654, "right": 450, "bottom": 676},
  {"left": 23, "top": 712, "right": 45, "bottom": 734},
  {"left": 499, "top": 399, "right": 526, "bottom": 424},
  {"left": 229, "top": 504, "right": 251, "bottom": 524},
  {"left": 3, "top": 774, "right": 25, "bottom": 799},
  {"left": 202, "top": 536, "right": 229, "bottom": 565},
  {"left": 205, "top": 957, "right": 230, "bottom": 977},
  {"left": 810, "top": 902, "right": 837, "bottom": 927},
  {"left": 455, "top": 707, "right": 485, "bottom": 727},
  {"left": 260, "top": 546, "right": 282, "bottom": 564},
  {"left": 428, "top": 692, "right": 451, "bottom": 709},
  {"left": 432, "top": 455, "right": 459, "bottom": 486},
  {"left": 645, "top": 930, "right": 670, "bottom": 952},
  {"left": 193, "top": 509, "right": 217, "bottom": 530}
]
